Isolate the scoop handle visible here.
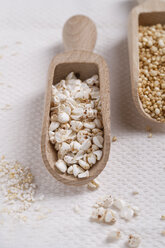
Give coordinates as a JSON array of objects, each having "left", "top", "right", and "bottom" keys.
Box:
[
  {"left": 138, "top": 0, "right": 165, "bottom": 4},
  {"left": 63, "top": 15, "right": 97, "bottom": 52}
]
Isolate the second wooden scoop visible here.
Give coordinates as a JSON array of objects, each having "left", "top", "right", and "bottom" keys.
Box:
[
  {"left": 128, "top": 0, "right": 165, "bottom": 122},
  {"left": 41, "top": 15, "right": 111, "bottom": 186}
]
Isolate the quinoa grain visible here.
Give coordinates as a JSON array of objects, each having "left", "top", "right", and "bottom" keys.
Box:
[{"left": 138, "top": 24, "right": 165, "bottom": 122}]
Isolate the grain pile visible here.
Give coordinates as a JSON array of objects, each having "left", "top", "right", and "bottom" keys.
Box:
[
  {"left": 49, "top": 72, "right": 104, "bottom": 178},
  {"left": 138, "top": 24, "right": 165, "bottom": 122},
  {"left": 0, "top": 156, "right": 36, "bottom": 216}
]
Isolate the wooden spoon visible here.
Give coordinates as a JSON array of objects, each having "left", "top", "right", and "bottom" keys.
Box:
[
  {"left": 128, "top": 0, "right": 165, "bottom": 122},
  {"left": 41, "top": 15, "right": 111, "bottom": 186}
]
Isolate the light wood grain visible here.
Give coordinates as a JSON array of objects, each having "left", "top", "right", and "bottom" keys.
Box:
[
  {"left": 41, "top": 15, "right": 111, "bottom": 186},
  {"left": 63, "top": 15, "right": 97, "bottom": 51},
  {"left": 128, "top": 0, "right": 165, "bottom": 123}
]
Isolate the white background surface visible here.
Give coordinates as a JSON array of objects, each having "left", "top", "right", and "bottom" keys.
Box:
[{"left": 0, "top": 0, "right": 165, "bottom": 247}]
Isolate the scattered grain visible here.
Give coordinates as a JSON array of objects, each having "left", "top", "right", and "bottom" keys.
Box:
[
  {"left": 87, "top": 178, "right": 100, "bottom": 190},
  {"left": 0, "top": 157, "right": 36, "bottom": 217},
  {"left": 132, "top": 191, "right": 139, "bottom": 195},
  {"left": 128, "top": 234, "right": 141, "bottom": 248},
  {"left": 148, "top": 132, "right": 152, "bottom": 138},
  {"left": 107, "top": 228, "right": 121, "bottom": 241},
  {"left": 73, "top": 205, "right": 81, "bottom": 214},
  {"left": 0, "top": 104, "right": 12, "bottom": 111},
  {"left": 112, "top": 136, "right": 117, "bottom": 142}
]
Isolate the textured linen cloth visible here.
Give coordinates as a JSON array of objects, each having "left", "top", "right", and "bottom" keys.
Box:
[{"left": 0, "top": 0, "right": 165, "bottom": 247}]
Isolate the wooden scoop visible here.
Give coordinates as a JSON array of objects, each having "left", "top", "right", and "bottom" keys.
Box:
[
  {"left": 41, "top": 15, "right": 111, "bottom": 186},
  {"left": 128, "top": 0, "right": 165, "bottom": 122}
]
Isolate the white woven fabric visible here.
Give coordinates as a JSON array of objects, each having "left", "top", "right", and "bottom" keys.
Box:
[{"left": 0, "top": 0, "right": 165, "bottom": 247}]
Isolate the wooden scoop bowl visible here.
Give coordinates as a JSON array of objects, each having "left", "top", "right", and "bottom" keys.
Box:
[
  {"left": 128, "top": 0, "right": 165, "bottom": 122},
  {"left": 41, "top": 15, "right": 111, "bottom": 186}
]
